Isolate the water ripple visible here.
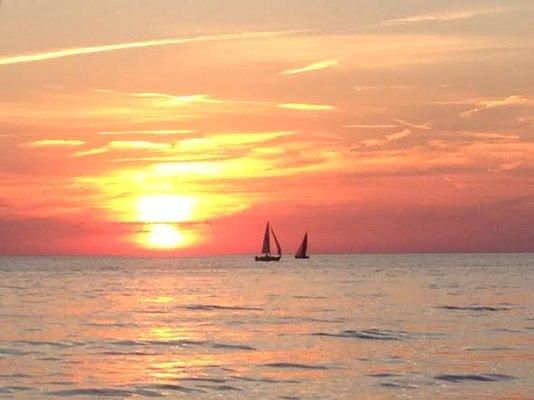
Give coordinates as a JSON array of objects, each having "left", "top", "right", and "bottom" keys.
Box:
[
  {"left": 437, "top": 305, "right": 510, "bottom": 312},
  {"left": 46, "top": 388, "right": 136, "bottom": 397},
  {"left": 263, "top": 363, "right": 331, "bottom": 370},
  {"left": 312, "top": 329, "right": 409, "bottom": 341},
  {"left": 435, "top": 374, "right": 516, "bottom": 383},
  {"left": 181, "top": 304, "right": 263, "bottom": 311}
]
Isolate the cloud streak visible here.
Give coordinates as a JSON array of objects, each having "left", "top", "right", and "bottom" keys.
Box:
[
  {"left": 99, "top": 129, "right": 196, "bottom": 136},
  {"left": 278, "top": 103, "right": 336, "bottom": 111},
  {"left": 73, "top": 140, "right": 172, "bottom": 157},
  {"left": 460, "top": 95, "right": 528, "bottom": 117},
  {"left": 73, "top": 131, "right": 295, "bottom": 158},
  {"left": 95, "top": 89, "right": 216, "bottom": 105},
  {"left": 394, "top": 118, "right": 432, "bottom": 131},
  {"left": 0, "top": 30, "right": 304, "bottom": 67},
  {"left": 280, "top": 59, "right": 338, "bottom": 76},
  {"left": 381, "top": 7, "right": 507, "bottom": 26},
  {"left": 343, "top": 124, "right": 398, "bottom": 129},
  {"left": 21, "top": 139, "right": 86, "bottom": 148},
  {"left": 386, "top": 129, "right": 411, "bottom": 141}
]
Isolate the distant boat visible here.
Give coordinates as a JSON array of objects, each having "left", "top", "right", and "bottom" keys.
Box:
[
  {"left": 295, "top": 232, "right": 309, "bottom": 259},
  {"left": 255, "top": 222, "right": 281, "bottom": 262}
]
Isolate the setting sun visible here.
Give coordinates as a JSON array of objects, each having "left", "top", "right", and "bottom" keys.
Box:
[{"left": 141, "top": 223, "right": 188, "bottom": 249}]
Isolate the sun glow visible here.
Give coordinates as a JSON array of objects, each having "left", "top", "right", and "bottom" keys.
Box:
[
  {"left": 133, "top": 195, "right": 198, "bottom": 249},
  {"left": 142, "top": 223, "right": 188, "bottom": 249},
  {"left": 136, "top": 195, "right": 196, "bottom": 223}
]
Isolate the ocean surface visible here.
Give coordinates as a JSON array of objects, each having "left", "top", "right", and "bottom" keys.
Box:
[{"left": 0, "top": 254, "right": 533, "bottom": 399}]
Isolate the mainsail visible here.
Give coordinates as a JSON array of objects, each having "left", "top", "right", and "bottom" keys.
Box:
[
  {"left": 261, "top": 223, "right": 271, "bottom": 254},
  {"left": 295, "top": 232, "right": 308, "bottom": 258},
  {"left": 270, "top": 226, "right": 282, "bottom": 256}
]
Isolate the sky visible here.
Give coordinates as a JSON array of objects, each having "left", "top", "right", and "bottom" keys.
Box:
[{"left": 0, "top": 0, "right": 533, "bottom": 255}]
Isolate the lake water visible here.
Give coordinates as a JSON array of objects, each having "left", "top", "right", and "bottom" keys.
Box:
[{"left": 0, "top": 254, "right": 533, "bottom": 399}]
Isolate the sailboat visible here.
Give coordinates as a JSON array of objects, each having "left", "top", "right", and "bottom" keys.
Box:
[
  {"left": 255, "top": 222, "right": 282, "bottom": 262},
  {"left": 295, "top": 232, "right": 309, "bottom": 259}
]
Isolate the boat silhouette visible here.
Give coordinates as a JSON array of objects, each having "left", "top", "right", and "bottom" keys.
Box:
[
  {"left": 255, "top": 222, "right": 281, "bottom": 262},
  {"left": 295, "top": 232, "right": 309, "bottom": 259}
]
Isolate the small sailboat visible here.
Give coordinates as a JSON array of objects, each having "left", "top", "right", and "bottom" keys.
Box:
[
  {"left": 255, "top": 222, "right": 282, "bottom": 262},
  {"left": 295, "top": 232, "right": 309, "bottom": 259}
]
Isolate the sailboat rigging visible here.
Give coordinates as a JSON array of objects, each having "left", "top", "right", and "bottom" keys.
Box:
[
  {"left": 295, "top": 232, "right": 309, "bottom": 259},
  {"left": 255, "top": 222, "right": 282, "bottom": 262}
]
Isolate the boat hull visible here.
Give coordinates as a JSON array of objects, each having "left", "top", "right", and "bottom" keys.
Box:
[{"left": 255, "top": 255, "right": 281, "bottom": 262}]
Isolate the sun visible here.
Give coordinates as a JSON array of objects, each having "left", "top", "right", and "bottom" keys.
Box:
[
  {"left": 132, "top": 195, "right": 198, "bottom": 249},
  {"left": 143, "top": 223, "right": 187, "bottom": 249}
]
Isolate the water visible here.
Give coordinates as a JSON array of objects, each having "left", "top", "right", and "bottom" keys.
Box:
[{"left": 0, "top": 254, "right": 532, "bottom": 399}]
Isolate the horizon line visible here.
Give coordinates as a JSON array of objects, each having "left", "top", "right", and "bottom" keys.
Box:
[{"left": 0, "top": 251, "right": 532, "bottom": 258}]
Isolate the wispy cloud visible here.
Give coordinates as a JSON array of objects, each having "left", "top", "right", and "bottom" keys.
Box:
[
  {"left": 354, "top": 85, "right": 409, "bottom": 92},
  {"left": 394, "top": 119, "right": 432, "bottom": 131},
  {"left": 72, "top": 140, "right": 171, "bottom": 158},
  {"left": 386, "top": 129, "right": 411, "bottom": 141},
  {"left": 179, "top": 131, "right": 296, "bottom": 151},
  {"left": 21, "top": 139, "right": 86, "bottom": 148},
  {"left": 462, "top": 131, "right": 520, "bottom": 140},
  {"left": 99, "top": 129, "right": 195, "bottom": 136},
  {"left": 278, "top": 103, "right": 336, "bottom": 111},
  {"left": 73, "top": 148, "right": 109, "bottom": 158},
  {"left": 107, "top": 141, "right": 172, "bottom": 150},
  {"left": 73, "top": 131, "right": 295, "bottom": 158},
  {"left": 460, "top": 95, "right": 528, "bottom": 117},
  {"left": 343, "top": 124, "right": 398, "bottom": 129},
  {"left": 0, "top": 30, "right": 304, "bottom": 67},
  {"left": 95, "top": 89, "right": 215, "bottom": 105},
  {"left": 382, "top": 7, "right": 507, "bottom": 26},
  {"left": 280, "top": 59, "right": 338, "bottom": 76}
]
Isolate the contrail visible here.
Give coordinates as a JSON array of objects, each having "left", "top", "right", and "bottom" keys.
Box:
[{"left": 0, "top": 30, "right": 306, "bottom": 67}]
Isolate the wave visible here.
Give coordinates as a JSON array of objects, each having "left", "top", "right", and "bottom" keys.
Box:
[
  {"left": 263, "top": 363, "right": 330, "bottom": 370},
  {"left": 46, "top": 388, "right": 136, "bottom": 397},
  {"left": 435, "top": 374, "right": 516, "bottom": 383},
  {"left": 181, "top": 304, "right": 263, "bottom": 311},
  {"left": 99, "top": 351, "right": 162, "bottom": 356},
  {"left": 0, "top": 386, "right": 32, "bottom": 394},
  {"left": 143, "top": 383, "right": 198, "bottom": 393},
  {"left": 84, "top": 322, "right": 138, "bottom": 328},
  {"left": 0, "top": 347, "right": 38, "bottom": 356},
  {"left": 108, "top": 339, "right": 255, "bottom": 351},
  {"left": 210, "top": 343, "right": 256, "bottom": 351},
  {"left": 197, "top": 384, "right": 241, "bottom": 391},
  {"left": 16, "top": 340, "right": 81, "bottom": 348},
  {"left": 437, "top": 305, "right": 510, "bottom": 312},
  {"left": 0, "top": 373, "right": 31, "bottom": 378},
  {"left": 380, "top": 381, "right": 418, "bottom": 389},
  {"left": 230, "top": 375, "right": 300, "bottom": 384},
  {"left": 312, "top": 329, "right": 409, "bottom": 341},
  {"left": 177, "top": 377, "right": 227, "bottom": 384}
]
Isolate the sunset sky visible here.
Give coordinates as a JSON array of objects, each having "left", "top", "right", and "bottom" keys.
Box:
[{"left": 0, "top": 0, "right": 533, "bottom": 255}]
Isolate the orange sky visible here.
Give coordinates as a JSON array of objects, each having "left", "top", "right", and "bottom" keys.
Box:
[{"left": 0, "top": 0, "right": 533, "bottom": 255}]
